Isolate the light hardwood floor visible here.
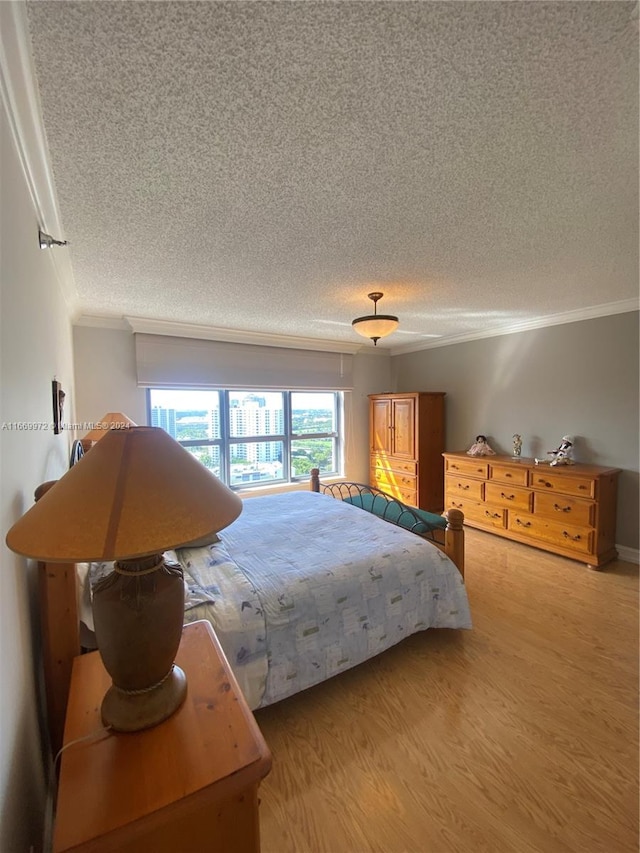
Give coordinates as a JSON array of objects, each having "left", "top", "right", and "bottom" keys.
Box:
[{"left": 254, "top": 528, "right": 639, "bottom": 853}]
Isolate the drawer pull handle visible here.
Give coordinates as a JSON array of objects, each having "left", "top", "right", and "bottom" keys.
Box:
[
  {"left": 542, "top": 481, "right": 553, "bottom": 488},
  {"left": 563, "top": 531, "right": 581, "bottom": 541},
  {"left": 485, "top": 510, "right": 501, "bottom": 519},
  {"left": 451, "top": 464, "right": 459, "bottom": 470},
  {"left": 554, "top": 504, "right": 571, "bottom": 513},
  {"left": 579, "top": 485, "right": 588, "bottom": 491},
  {"left": 516, "top": 519, "right": 532, "bottom": 528},
  {"left": 501, "top": 492, "right": 515, "bottom": 500},
  {"left": 504, "top": 473, "right": 512, "bottom": 478},
  {"left": 452, "top": 501, "right": 463, "bottom": 508},
  {"left": 458, "top": 483, "right": 469, "bottom": 490}
]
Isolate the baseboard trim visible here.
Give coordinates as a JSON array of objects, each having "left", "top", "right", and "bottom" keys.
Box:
[{"left": 616, "top": 545, "right": 639, "bottom": 565}]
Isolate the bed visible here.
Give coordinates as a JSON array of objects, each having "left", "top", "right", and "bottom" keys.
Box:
[{"left": 38, "top": 462, "right": 470, "bottom": 751}]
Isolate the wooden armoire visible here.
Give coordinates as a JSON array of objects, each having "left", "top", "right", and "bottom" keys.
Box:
[{"left": 369, "top": 392, "right": 446, "bottom": 511}]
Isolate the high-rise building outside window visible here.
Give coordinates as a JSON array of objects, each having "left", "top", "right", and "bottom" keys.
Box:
[{"left": 147, "top": 389, "right": 342, "bottom": 488}]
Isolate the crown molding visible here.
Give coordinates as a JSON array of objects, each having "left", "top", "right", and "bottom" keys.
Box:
[
  {"left": 389, "top": 299, "right": 640, "bottom": 356},
  {"left": 74, "top": 314, "right": 131, "bottom": 331},
  {"left": 76, "top": 299, "right": 638, "bottom": 357},
  {"left": 123, "top": 316, "right": 365, "bottom": 355},
  {"left": 0, "top": 1, "right": 78, "bottom": 313}
]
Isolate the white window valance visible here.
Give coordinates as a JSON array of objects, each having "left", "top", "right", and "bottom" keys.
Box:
[{"left": 135, "top": 334, "right": 354, "bottom": 391}]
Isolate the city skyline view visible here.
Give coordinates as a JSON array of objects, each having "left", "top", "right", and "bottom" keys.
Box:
[{"left": 148, "top": 389, "right": 340, "bottom": 486}]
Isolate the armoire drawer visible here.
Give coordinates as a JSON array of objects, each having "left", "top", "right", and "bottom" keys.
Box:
[
  {"left": 370, "top": 455, "right": 417, "bottom": 476},
  {"left": 371, "top": 467, "right": 417, "bottom": 494}
]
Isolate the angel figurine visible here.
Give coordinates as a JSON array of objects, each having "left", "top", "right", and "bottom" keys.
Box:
[{"left": 467, "top": 435, "right": 496, "bottom": 457}]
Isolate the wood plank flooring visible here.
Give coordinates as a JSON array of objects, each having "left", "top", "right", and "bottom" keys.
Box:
[{"left": 254, "top": 529, "right": 639, "bottom": 853}]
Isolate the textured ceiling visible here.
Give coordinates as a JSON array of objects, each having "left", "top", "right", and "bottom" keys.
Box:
[{"left": 25, "top": 1, "right": 639, "bottom": 351}]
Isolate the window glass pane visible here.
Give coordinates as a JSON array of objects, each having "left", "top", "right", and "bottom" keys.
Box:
[
  {"left": 291, "top": 438, "right": 336, "bottom": 476},
  {"left": 149, "top": 389, "right": 221, "bottom": 440},
  {"left": 230, "top": 441, "right": 284, "bottom": 485},
  {"left": 148, "top": 388, "right": 342, "bottom": 488},
  {"left": 185, "top": 445, "right": 221, "bottom": 478},
  {"left": 228, "top": 392, "right": 284, "bottom": 437},
  {"left": 291, "top": 392, "right": 336, "bottom": 434}
]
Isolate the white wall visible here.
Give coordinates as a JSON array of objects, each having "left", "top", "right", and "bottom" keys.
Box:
[
  {"left": 73, "top": 326, "right": 148, "bottom": 427},
  {"left": 1, "top": 99, "right": 75, "bottom": 850},
  {"left": 73, "top": 325, "right": 392, "bottom": 485}
]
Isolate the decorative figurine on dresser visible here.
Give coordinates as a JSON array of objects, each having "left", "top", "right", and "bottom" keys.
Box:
[
  {"left": 467, "top": 435, "right": 496, "bottom": 457},
  {"left": 548, "top": 435, "right": 574, "bottom": 466},
  {"left": 512, "top": 434, "right": 522, "bottom": 458},
  {"left": 535, "top": 435, "right": 575, "bottom": 466}
]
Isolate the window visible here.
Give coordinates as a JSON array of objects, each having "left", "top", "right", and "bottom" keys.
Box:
[{"left": 148, "top": 389, "right": 342, "bottom": 488}]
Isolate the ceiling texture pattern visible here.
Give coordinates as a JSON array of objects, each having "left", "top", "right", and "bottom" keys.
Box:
[{"left": 25, "top": 1, "right": 639, "bottom": 351}]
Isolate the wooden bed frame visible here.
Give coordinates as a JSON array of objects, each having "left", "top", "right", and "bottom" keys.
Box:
[{"left": 36, "top": 464, "right": 464, "bottom": 756}]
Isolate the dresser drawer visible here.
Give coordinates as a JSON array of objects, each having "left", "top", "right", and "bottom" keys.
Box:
[
  {"left": 529, "top": 469, "right": 596, "bottom": 499},
  {"left": 446, "top": 495, "right": 507, "bottom": 529},
  {"left": 445, "top": 475, "right": 484, "bottom": 501},
  {"left": 488, "top": 463, "right": 529, "bottom": 487},
  {"left": 445, "top": 458, "right": 489, "bottom": 479},
  {"left": 484, "top": 482, "right": 533, "bottom": 512},
  {"left": 370, "top": 455, "right": 417, "bottom": 476},
  {"left": 508, "top": 512, "right": 594, "bottom": 556},
  {"left": 533, "top": 492, "right": 594, "bottom": 527}
]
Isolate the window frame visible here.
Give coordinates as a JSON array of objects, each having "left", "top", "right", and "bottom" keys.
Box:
[{"left": 147, "top": 388, "right": 343, "bottom": 489}]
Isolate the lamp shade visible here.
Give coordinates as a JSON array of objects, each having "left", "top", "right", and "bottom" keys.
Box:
[
  {"left": 83, "top": 412, "right": 137, "bottom": 443},
  {"left": 6, "top": 426, "right": 242, "bottom": 562}
]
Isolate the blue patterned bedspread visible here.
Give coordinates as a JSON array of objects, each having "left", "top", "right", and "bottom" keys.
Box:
[{"left": 177, "top": 491, "right": 471, "bottom": 710}]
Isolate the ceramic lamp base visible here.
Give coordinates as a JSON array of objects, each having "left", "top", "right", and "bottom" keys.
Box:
[
  {"left": 101, "top": 664, "right": 187, "bottom": 732},
  {"left": 92, "top": 553, "right": 188, "bottom": 733}
]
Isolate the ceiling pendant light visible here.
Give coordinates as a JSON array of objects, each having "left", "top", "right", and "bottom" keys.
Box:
[{"left": 351, "top": 292, "right": 399, "bottom": 346}]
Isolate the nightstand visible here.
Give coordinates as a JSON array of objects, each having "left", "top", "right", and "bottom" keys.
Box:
[{"left": 53, "top": 620, "right": 272, "bottom": 852}]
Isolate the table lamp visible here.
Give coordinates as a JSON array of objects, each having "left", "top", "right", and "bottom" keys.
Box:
[
  {"left": 6, "top": 426, "right": 242, "bottom": 732},
  {"left": 82, "top": 412, "right": 137, "bottom": 446}
]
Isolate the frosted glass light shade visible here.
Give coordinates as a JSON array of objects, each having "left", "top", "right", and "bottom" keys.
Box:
[{"left": 352, "top": 314, "right": 399, "bottom": 342}]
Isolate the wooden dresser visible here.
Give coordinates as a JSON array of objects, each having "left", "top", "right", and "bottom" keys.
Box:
[
  {"left": 443, "top": 452, "right": 620, "bottom": 568},
  {"left": 369, "top": 392, "right": 445, "bottom": 511}
]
